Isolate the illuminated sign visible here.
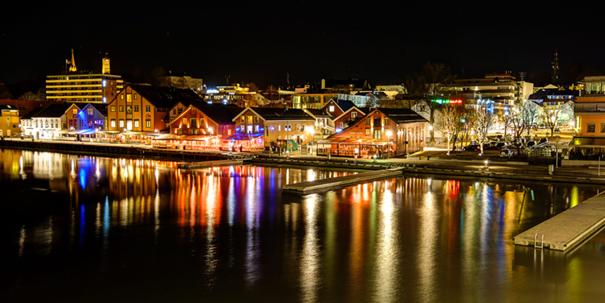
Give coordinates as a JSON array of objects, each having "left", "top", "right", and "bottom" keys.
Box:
[{"left": 432, "top": 98, "right": 462, "bottom": 105}]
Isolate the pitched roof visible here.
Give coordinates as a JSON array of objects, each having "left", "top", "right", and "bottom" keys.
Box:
[
  {"left": 377, "top": 108, "right": 428, "bottom": 123},
  {"left": 130, "top": 84, "right": 203, "bottom": 108},
  {"left": 304, "top": 108, "right": 331, "bottom": 118},
  {"left": 196, "top": 104, "right": 242, "bottom": 124},
  {"left": 31, "top": 103, "right": 76, "bottom": 118},
  {"left": 83, "top": 103, "right": 108, "bottom": 116},
  {"left": 250, "top": 107, "right": 314, "bottom": 120}
]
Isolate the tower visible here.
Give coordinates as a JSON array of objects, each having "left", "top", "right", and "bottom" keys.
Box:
[
  {"left": 68, "top": 48, "right": 77, "bottom": 73},
  {"left": 551, "top": 50, "right": 559, "bottom": 84},
  {"left": 102, "top": 53, "right": 111, "bottom": 74}
]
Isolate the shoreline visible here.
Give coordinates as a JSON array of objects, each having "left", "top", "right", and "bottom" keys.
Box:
[{"left": 2, "top": 139, "right": 604, "bottom": 185}]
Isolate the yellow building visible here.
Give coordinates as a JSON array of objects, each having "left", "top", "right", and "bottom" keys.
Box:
[
  {"left": 45, "top": 50, "right": 123, "bottom": 103},
  {"left": 232, "top": 107, "right": 315, "bottom": 151},
  {"left": 0, "top": 105, "right": 20, "bottom": 137}
]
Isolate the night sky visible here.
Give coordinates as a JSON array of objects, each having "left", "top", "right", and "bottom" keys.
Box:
[{"left": 2, "top": 1, "right": 604, "bottom": 90}]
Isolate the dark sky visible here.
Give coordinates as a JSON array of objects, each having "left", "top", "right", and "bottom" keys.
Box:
[{"left": 1, "top": 0, "right": 604, "bottom": 90}]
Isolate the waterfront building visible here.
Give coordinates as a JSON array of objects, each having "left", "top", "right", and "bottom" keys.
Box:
[
  {"left": 77, "top": 103, "right": 107, "bottom": 132},
  {"left": 22, "top": 103, "right": 80, "bottom": 139},
  {"left": 318, "top": 108, "right": 428, "bottom": 158},
  {"left": 0, "top": 105, "right": 20, "bottom": 137},
  {"left": 45, "top": 51, "right": 123, "bottom": 103},
  {"left": 106, "top": 84, "right": 202, "bottom": 136},
  {"left": 570, "top": 76, "right": 605, "bottom": 158},
  {"left": 232, "top": 107, "right": 315, "bottom": 151}
]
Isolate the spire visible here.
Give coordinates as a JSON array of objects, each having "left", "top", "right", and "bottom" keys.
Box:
[
  {"left": 69, "top": 48, "right": 77, "bottom": 73},
  {"left": 551, "top": 50, "right": 559, "bottom": 84},
  {"left": 102, "top": 52, "right": 111, "bottom": 74}
]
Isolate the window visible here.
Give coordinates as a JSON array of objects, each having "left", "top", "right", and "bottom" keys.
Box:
[
  {"left": 601, "top": 123, "right": 605, "bottom": 133},
  {"left": 145, "top": 119, "right": 151, "bottom": 128},
  {"left": 87, "top": 108, "right": 94, "bottom": 115},
  {"left": 119, "top": 120, "right": 124, "bottom": 128},
  {"left": 119, "top": 106, "right": 124, "bottom": 112},
  {"left": 72, "top": 108, "right": 77, "bottom": 115},
  {"left": 588, "top": 123, "right": 596, "bottom": 133},
  {"left": 126, "top": 106, "right": 132, "bottom": 114},
  {"left": 111, "top": 106, "right": 116, "bottom": 112},
  {"left": 126, "top": 94, "right": 132, "bottom": 102},
  {"left": 134, "top": 105, "right": 139, "bottom": 112},
  {"left": 329, "top": 105, "right": 335, "bottom": 112},
  {"left": 134, "top": 119, "right": 140, "bottom": 128},
  {"left": 146, "top": 105, "right": 151, "bottom": 112},
  {"left": 110, "top": 119, "right": 116, "bottom": 128},
  {"left": 351, "top": 111, "right": 357, "bottom": 119}
]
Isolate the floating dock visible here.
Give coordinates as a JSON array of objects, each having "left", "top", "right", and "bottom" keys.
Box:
[
  {"left": 282, "top": 168, "right": 403, "bottom": 195},
  {"left": 178, "top": 159, "right": 244, "bottom": 169},
  {"left": 513, "top": 193, "right": 605, "bottom": 251}
]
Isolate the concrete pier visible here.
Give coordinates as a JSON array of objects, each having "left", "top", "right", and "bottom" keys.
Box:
[
  {"left": 282, "top": 168, "right": 403, "bottom": 195},
  {"left": 513, "top": 193, "right": 605, "bottom": 251},
  {"left": 178, "top": 159, "right": 244, "bottom": 169}
]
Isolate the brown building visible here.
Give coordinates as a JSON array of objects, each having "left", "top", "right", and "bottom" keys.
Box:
[
  {"left": 318, "top": 108, "right": 428, "bottom": 158},
  {"left": 167, "top": 103, "right": 241, "bottom": 137},
  {"left": 320, "top": 99, "right": 366, "bottom": 132},
  {"left": 106, "top": 84, "right": 203, "bottom": 133}
]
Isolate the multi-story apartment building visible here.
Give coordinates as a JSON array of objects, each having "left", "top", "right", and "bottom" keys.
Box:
[
  {"left": 0, "top": 105, "right": 20, "bottom": 137},
  {"left": 45, "top": 50, "right": 123, "bottom": 103}
]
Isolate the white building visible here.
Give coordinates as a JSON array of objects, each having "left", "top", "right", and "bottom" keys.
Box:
[{"left": 22, "top": 103, "right": 80, "bottom": 139}]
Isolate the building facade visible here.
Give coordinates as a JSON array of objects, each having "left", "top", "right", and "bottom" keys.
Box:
[
  {"left": 319, "top": 108, "right": 428, "bottom": 158},
  {"left": 0, "top": 105, "right": 20, "bottom": 137},
  {"left": 23, "top": 103, "right": 80, "bottom": 139},
  {"left": 45, "top": 52, "right": 123, "bottom": 104}
]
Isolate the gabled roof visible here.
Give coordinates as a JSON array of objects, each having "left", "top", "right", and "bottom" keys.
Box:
[
  {"left": 82, "top": 103, "right": 108, "bottom": 116},
  {"left": 304, "top": 108, "right": 331, "bottom": 118},
  {"left": 199, "top": 104, "right": 242, "bottom": 124},
  {"left": 31, "top": 103, "right": 77, "bottom": 118},
  {"left": 233, "top": 107, "right": 314, "bottom": 122},
  {"left": 129, "top": 84, "right": 204, "bottom": 108},
  {"left": 377, "top": 108, "right": 428, "bottom": 123},
  {"left": 322, "top": 99, "right": 357, "bottom": 113},
  {"left": 333, "top": 106, "right": 366, "bottom": 121}
]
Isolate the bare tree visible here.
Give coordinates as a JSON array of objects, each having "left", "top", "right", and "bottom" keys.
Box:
[
  {"left": 435, "top": 104, "right": 463, "bottom": 154},
  {"left": 475, "top": 106, "right": 495, "bottom": 155},
  {"left": 541, "top": 101, "right": 572, "bottom": 138}
]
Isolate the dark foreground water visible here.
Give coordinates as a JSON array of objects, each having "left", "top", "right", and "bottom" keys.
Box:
[{"left": 1, "top": 149, "right": 605, "bottom": 303}]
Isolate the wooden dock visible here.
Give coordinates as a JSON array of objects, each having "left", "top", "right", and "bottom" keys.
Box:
[
  {"left": 178, "top": 159, "right": 244, "bottom": 169},
  {"left": 282, "top": 168, "right": 403, "bottom": 195},
  {"left": 513, "top": 193, "right": 605, "bottom": 251}
]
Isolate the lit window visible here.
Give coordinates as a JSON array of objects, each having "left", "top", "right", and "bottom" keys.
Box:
[
  {"left": 126, "top": 94, "right": 132, "bottom": 102},
  {"left": 119, "top": 120, "right": 124, "bottom": 128},
  {"left": 134, "top": 119, "right": 140, "bottom": 128},
  {"left": 145, "top": 119, "right": 151, "bottom": 128},
  {"left": 119, "top": 106, "right": 124, "bottom": 112},
  {"left": 111, "top": 106, "right": 116, "bottom": 112},
  {"left": 110, "top": 120, "right": 116, "bottom": 128},
  {"left": 351, "top": 111, "right": 357, "bottom": 119},
  {"left": 87, "top": 108, "right": 94, "bottom": 115},
  {"left": 329, "top": 105, "right": 335, "bottom": 112},
  {"left": 72, "top": 109, "right": 77, "bottom": 115}
]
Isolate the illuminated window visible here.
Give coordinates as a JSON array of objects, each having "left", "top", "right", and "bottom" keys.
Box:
[
  {"left": 126, "top": 94, "right": 132, "bottom": 102},
  {"left": 587, "top": 123, "right": 595, "bottom": 133},
  {"left": 351, "top": 111, "right": 357, "bottom": 119},
  {"left": 87, "top": 108, "right": 94, "bottom": 115},
  {"left": 145, "top": 119, "right": 151, "bottom": 128},
  {"left": 72, "top": 109, "right": 77, "bottom": 115},
  {"left": 119, "top": 120, "right": 124, "bottom": 128},
  {"left": 119, "top": 106, "right": 124, "bottom": 112},
  {"left": 111, "top": 106, "right": 116, "bottom": 112},
  {"left": 329, "top": 105, "right": 335, "bottom": 112},
  {"left": 126, "top": 106, "right": 132, "bottom": 114},
  {"left": 134, "top": 119, "right": 140, "bottom": 128}
]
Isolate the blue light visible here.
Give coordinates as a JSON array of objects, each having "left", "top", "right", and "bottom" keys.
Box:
[{"left": 336, "top": 128, "right": 342, "bottom": 133}]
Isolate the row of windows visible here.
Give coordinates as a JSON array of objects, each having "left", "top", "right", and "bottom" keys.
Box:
[
  {"left": 110, "top": 105, "right": 151, "bottom": 113},
  {"left": 586, "top": 123, "right": 605, "bottom": 133},
  {"left": 119, "top": 94, "right": 138, "bottom": 102},
  {"left": 110, "top": 119, "right": 151, "bottom": 129}
]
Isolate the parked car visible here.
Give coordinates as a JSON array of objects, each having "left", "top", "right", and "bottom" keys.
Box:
[{"left": 463, "top": 144, "right": 481, "bottom": 152}]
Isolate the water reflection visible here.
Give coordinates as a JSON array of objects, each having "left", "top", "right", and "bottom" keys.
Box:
[{"left": 2, "top": 149, "right": 605, "bottom": 302}]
